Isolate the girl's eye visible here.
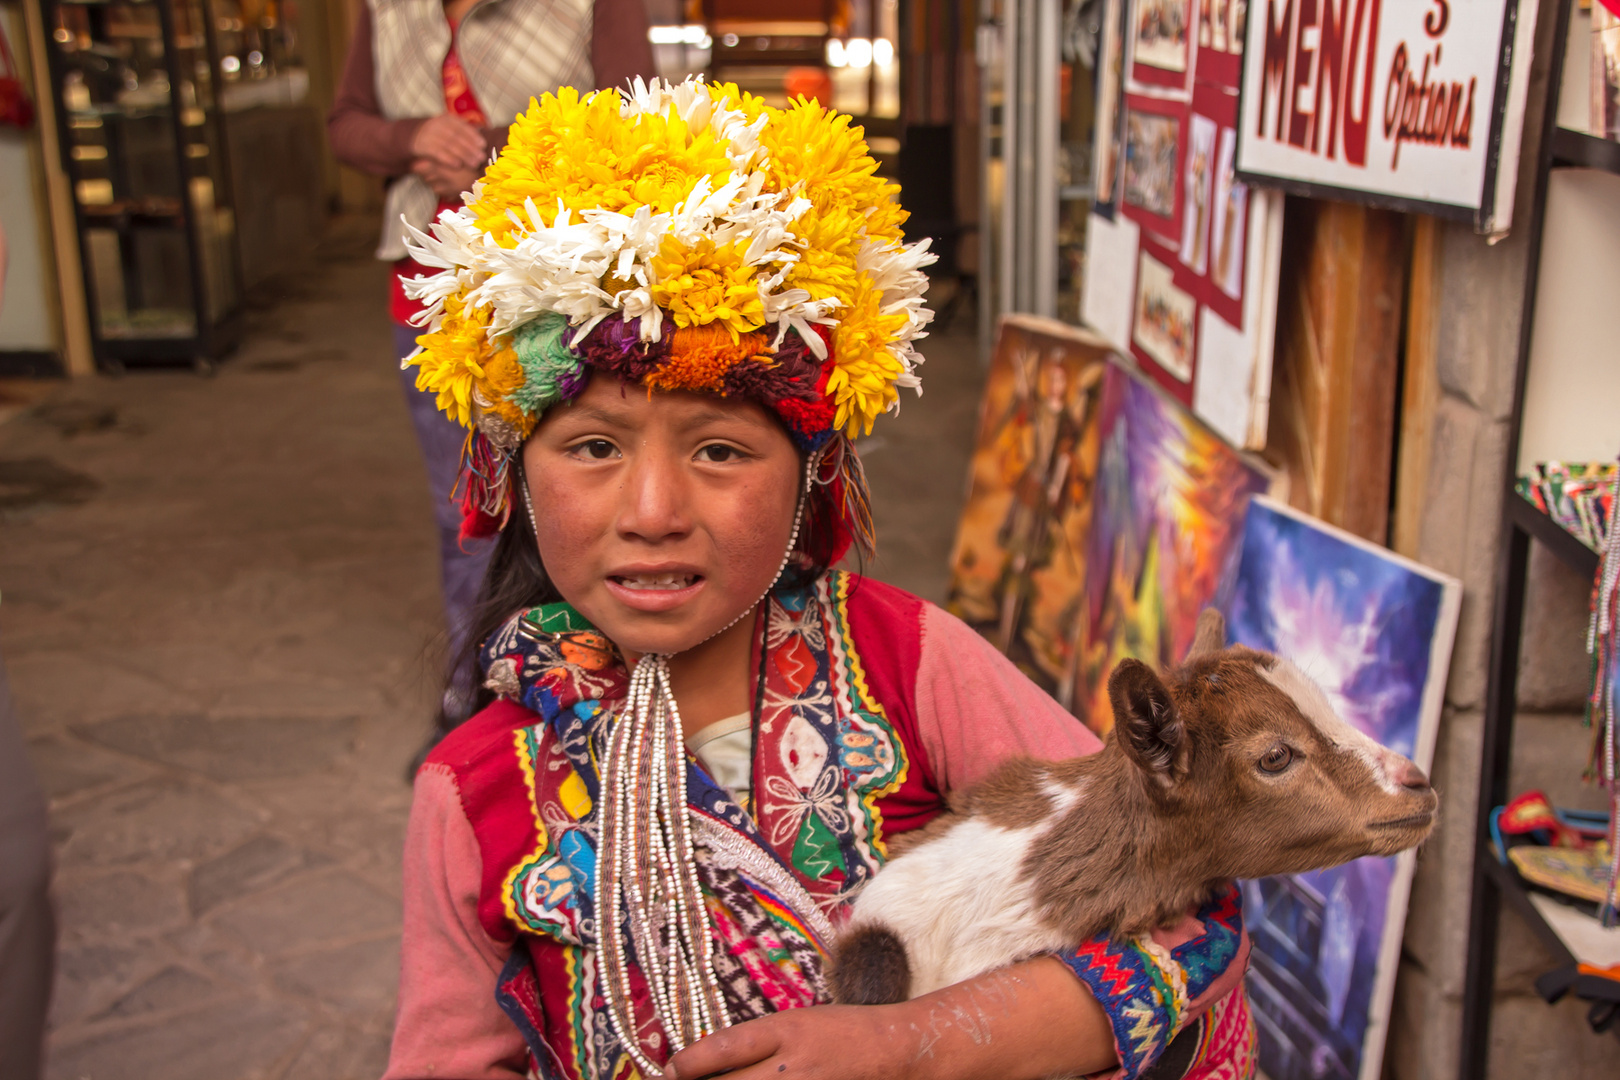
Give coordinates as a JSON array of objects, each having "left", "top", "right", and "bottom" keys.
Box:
[
  {"left": 574, "top": 439, "right": 618, "bottom": 460},
  {"left": 697, "top": 444, "right": 742, "bottom": 463}
]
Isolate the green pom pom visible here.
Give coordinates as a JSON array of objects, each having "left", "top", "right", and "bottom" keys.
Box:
[{"left": 509, "top": 312, "right": 586, "bottom": 416}]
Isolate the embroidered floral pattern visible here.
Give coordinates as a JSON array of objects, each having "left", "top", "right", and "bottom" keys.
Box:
[{"left": 750, "top": 574, "right": 906, "bottom": 906}]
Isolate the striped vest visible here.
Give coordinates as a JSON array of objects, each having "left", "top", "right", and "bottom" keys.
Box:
[{"left": 368, "top": 0, "right": 594, "bottom": 259}]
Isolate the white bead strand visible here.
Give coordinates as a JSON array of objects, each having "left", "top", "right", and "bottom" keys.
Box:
[{"left": 593, "top": 446, "right": 828, "bottom": 1072}]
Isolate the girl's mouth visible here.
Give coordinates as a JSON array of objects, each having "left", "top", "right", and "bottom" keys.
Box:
[
  {"left": 611, "top": 573, "right": 702, "bottom": 592},
  {"left": 604, "top": 566, "right": 708, "bottom": 613}
]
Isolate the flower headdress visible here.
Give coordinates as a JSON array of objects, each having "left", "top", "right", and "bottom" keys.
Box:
[{"left": 402, "top": 76, "right": 936, "bottom": 557}]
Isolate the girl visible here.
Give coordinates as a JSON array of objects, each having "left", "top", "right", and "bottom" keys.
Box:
[{"left": 386, "top": 78, "right": 1255, "bottom": 1080}]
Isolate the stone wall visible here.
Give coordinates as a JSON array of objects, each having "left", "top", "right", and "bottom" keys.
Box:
[{"left": 1385, "top": 0, "right": 1612, "bottom": 1075}]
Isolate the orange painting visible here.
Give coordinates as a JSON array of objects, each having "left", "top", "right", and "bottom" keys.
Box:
[{"left": 945, "top": 316, "right": 1115, "bottom": 700}]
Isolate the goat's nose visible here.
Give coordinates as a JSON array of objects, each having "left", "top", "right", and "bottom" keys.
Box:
[{"left": 1394, "top": 759, "right": 1430, "bottom": 790}]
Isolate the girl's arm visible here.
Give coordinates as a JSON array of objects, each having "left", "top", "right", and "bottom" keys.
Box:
[
  {"left": 383, "top": 764, "right": 527, "bottom": 1080},
  {"left": 668, "top": 888, "right": 1249, "bottom": 1080},
  {"left": 670, "top": 956, "right": 1116, "bottom": 1080}
]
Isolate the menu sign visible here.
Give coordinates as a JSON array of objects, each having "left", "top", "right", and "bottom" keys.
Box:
[{"left": 1235, "top": 0, "right": 1536, "bottom": 231}]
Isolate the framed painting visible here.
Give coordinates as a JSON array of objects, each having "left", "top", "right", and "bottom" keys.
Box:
[
  {"left": 1220, "top": 496, "right": 1461, "bottom": 1080},
  {"left": 944, "top": 315, "right": 1116, "bottom": 696}
]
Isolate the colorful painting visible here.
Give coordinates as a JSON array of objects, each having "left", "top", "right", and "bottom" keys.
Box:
[
  {"left": 1221, "top": 497, "right": 1461, "bottom": 1080},
  {"left": 944, "top": 316, "right": 1115, "bottom": 695},
  {"left": 1133, "top": 251, "right": 1196, "bottom": 382},
  {"left": 1209, "top": 126, "right": 1248, "bottom": 300},
  {"left": 1180, "top": 114, "right": 1217, "bottom": 275},
  {"left": 1069, "top": 364, "right": 1271, "bottom": 730},
  {"left": 1123, "top": 109, "right": 1180, "bottom": 219},
  {"left": 1132, "top": 0, "right": 1191, "bottom": 72},
  {"left": 1093, "top": 0, "right": 1130, "bottom": 212}
]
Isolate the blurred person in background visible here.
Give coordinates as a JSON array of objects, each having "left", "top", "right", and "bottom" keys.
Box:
[
  {"left": 327, "top": 0, "right": 655, "bottom": 734},
  {"left": 0, "top": 221, "right": 55, "bottom": 1080}
]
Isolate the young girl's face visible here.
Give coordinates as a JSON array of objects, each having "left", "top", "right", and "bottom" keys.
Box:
[{"left": 522, "top": 374, "right": 803, "bottom": 656}]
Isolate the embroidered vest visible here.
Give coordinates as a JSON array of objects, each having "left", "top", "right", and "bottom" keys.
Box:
[{"left": 366, "top": 0, "right": 594, "bottom": 260}]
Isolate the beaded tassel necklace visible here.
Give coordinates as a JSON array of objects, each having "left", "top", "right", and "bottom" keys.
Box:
[
  {"left": 581, "top": 450, "right": 818, "bottom": 1073},
  {"left": 598, "top": 655, "right": 727, "bottom": 1071}
]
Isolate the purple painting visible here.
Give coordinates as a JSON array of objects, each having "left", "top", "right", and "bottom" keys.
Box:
[
  {"left": 1220, "top": 497, "right": 1460, "bottom": 1080},
  {"left": 1070, "top": 364, "right": 1271, "bottom": 735}
]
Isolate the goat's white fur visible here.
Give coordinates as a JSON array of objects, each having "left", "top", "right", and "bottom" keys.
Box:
[
  {"left": 845, "top": 817, "right": 1070, "bottom": 996},
  {"left": 1259, "top": 659, "right": 1404, "bottom": 794}
]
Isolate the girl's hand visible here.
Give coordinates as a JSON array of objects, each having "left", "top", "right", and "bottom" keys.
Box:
[
  {"left": 666, "top": 957, "right": 1117, "bottom": 1080},
  {"left": 666, "top": 1002, "right": 915, "bottom": 1080}
]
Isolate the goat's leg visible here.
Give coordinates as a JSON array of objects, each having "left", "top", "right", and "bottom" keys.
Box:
[{"left": 828, "top": 923, "right": 912, "bottom": 1004}]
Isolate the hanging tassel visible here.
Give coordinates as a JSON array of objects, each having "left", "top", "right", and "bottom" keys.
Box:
[
  {"left": 453, "top": 430, "right": 514, "bottom": 543},
  {"left": 838, "top": 437, "right": 878, "bottom": 562},
  {"left": 809, "top": 435, "right": 875, "bottom": 565}
]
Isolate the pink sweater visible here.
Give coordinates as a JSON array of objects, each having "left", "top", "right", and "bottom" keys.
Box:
[{"left": 385, "top": 602, "right": 1243, "bottom": 1079}]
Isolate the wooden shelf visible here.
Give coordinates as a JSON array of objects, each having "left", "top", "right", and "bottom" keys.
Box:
[
  {"left": 1550, "top": 127, "right": 1620, "bottom": 175},
  {"left": 1480, "top": 852, "right": 1578, "bottom": 965},
  {"left": 1506, "top": 492, "right": 1602, "bottom": 579},
  {"left": 1479, "top": 851, "right": 1620, "bottom": 1043}
]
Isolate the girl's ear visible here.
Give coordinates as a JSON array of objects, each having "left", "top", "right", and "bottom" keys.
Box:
[{"left": 1107, "top": 659, "right": 1187, "bottom": 787}]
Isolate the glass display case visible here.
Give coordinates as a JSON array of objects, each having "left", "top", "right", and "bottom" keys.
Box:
[
  {"left": 41, "top": 0, "right": 242, "bottom": 371},
  {"left": 977, "top": 0, "right": 1101, "bottom": 350}
]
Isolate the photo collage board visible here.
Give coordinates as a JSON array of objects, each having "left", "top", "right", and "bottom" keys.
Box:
[{"left": 1085, "top": 0, "right": 1281, "bottom": 452}]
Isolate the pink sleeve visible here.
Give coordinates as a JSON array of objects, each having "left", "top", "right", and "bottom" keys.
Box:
[
  {"left": 384, "top": 764, "right": 527, "bottom": 1080},
  {"left": 913, "top": 603, "right": 1104, "bottom": 795}
]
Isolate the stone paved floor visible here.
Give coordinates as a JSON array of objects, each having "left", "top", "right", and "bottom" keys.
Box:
[{"left": 0, "top": 218, "right": 985, "bottom": 1080}]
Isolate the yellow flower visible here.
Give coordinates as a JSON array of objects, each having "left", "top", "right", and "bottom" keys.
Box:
[
  {"left": 480, "top": 346, "right": 531, "bottom": 433},
  {"left": 409, "top": 295, "right": 511, "bottom": 430},
  {"left": 752, "top": 97, "right": 911, "bottom": 387},
  {"left": 828, "top": 272, "right": 909, "bottom": 436},
  {"left": 710, "top": 82, "right": 773, "bottom": 131},
  {"left": 469, "top": 88, "right": 734, "bottom": 246},
  {"left": 414, "top": 79, "right": 928, "bottom": 445},
  {"left": 650, "top": 235, "right": 766, "bottom": 340}
]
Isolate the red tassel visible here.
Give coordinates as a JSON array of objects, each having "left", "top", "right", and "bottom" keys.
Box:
[{"left": 453, "top": 431, "right": 513, "bottom": 544}]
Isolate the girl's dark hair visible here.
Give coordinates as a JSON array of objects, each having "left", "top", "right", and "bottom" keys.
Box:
[
  {"left": 435, "top": 463, "right": 561, "bottom": 738},
  {"left": 433, "top": 436, "right": 865, "bottom": 741}
]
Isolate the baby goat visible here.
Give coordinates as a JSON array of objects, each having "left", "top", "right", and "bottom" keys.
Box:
[{"left": 830, "top": 609, "right": 1439, "bottom": 1004}]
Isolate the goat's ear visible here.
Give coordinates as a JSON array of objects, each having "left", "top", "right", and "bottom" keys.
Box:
[
  {"left": 1185, "top": 609, "right": 1226, "bottom": 662},
  {"left": 1108, "top": 659, "right": 1187, "bottom": 786}
]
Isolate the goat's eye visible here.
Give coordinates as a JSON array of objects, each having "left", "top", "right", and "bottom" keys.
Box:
[{"left": 1258, "top": 746, "right": 1293, "bottom": 774}]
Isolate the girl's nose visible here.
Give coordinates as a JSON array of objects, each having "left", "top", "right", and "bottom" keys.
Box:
[{"left": 616, "top": 450, "right": 692, "bottom": 542}]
